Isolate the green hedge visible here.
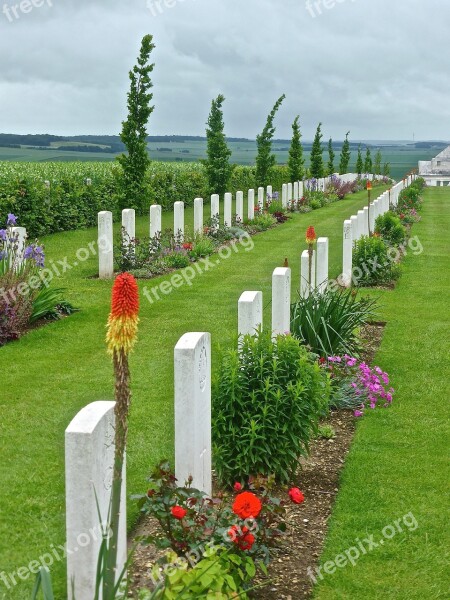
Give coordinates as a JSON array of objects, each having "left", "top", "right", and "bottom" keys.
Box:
[{"left": 0, "top": 162, "right": 290, "bottom": 237}]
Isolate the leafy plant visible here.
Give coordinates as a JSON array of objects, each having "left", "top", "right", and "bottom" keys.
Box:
[
  {"left": 118, "top": 35, "right": 155, "bottom": 212},
  {"left": 353, "top": 235, "right": 401, "bottom": 286},
  {"left": 138, "top": 546, "right": 257, "bottom": 599},
  {"left": 255, "top": 95, "right": 286, "bottom": 187},
  {"left": 290, "top": 288, "right": 378, "bottom": 358},
  {"left": 30, "top": 286, "right": 77, "bottom": 323},
  {"left": 317, "top": 424, "right": 336, "bottom": 439},
  {"left": 249, "top": 212, "right": 277, "bottom": 231},
  {"left": 203, "top": 94, "right": 234, "bottom": 196},
  {"left": 375, "top": 211, "right": 407, "bottom": 247},
  {"left": 212, "top": 330, "right": 329, "bottom": 485}
]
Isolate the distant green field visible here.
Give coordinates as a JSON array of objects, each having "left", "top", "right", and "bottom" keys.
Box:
[{"left": 0, "top": 143, "right": 438, "bottom": 180}]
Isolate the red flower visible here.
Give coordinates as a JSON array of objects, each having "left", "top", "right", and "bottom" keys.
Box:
[
  {"left": 171, "top": 506, "right": 187, "bottom": 520},
  {"left": 228, "top": 525, "right": 256, "bottom": 551},
  {"left": 305, "top": 226, "right": 316, "bottom": 245},
  {"left": 289, "top": 488, "right": 305, "bottom": 504},
  {"left": 182, "top": 243, "right": 193, "bottom": 251},
  {"left": 232, "top": 492, "right": 262, "bottom": 519},
  {"left": 234, "top": 482, "right": 243, "bottom": 492}
]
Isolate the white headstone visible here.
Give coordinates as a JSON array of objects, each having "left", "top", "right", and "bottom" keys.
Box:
[
  {"left": 272, "top": 267, "right": 291, "bottom": 336},
  {"left": 298, "top": 181, "right": 304, "bottom": 199},
  {"left": 350, "top": 215, "right": 359, "bottom": 243},
  {"left": 293, "top": 181, "right": 299, "bottom": 201},
  {"left": 65, "top": 401, "right": 127, "bottom": 600},
  {"left": 258, "top": 187, "right": 265, "bottom": 209},
  {"left": 316, "top": 238, "right": 329, "bottom": 294},
  {"left": 224, "top": 193, "right": 232, "bottom": 228},
  {"left": 174, "top": 332, "right": 212, "bottom": 496},
  {"left": 300, "top": 250, "right": 316, "bottom": 298},
  {"left": 10, "top": 226, "right": 27, "bottom": 270},
  {"left": 211, "top": 194, "right": 220, "bottom": 228},
  {"left": 194, "top": 198, "right": 203, "bottom": 235},
  {"left": 174, "top": 201, "right": 184, "bottom": 241},
  {"left": 369, "top": 203, "right": 375, "bottom": 233},
  {"left": 287, "top": 182, "right": 293, "bottom": 203},
  {"left": 86, "top": 178, "right": 92, "bottom": 186},
  {"left": 281, "top": 184, "right": 288, "bottom": 208},
  {"left": 248, "top": 189, "right": 255, "bottom": 221},
  {"left": 98, "top": 211, "right": 114, "bottom": 279},
  {"left": 238, "top": 291, "right": 263, "bottom": 337},
  {"left": 236, "top": 191, "right": 244, "bottom": 224},
  {"left": 122, "top": 209, "right": 135, "bottom": 242},
  {"left": 266, "top": 185, "right": 273, "bottom": 200},
  {"left": 363, "top": 206, "right": 370, "bottom": 236},
  {"left": 357, "top": 209, "right": 366, "bottom": 237},
  {"left": 150, "top": 205, "right": 162, "bottom": 240},
  {"left": 341, "top": 220, "right": 353, "bottom": 287}
]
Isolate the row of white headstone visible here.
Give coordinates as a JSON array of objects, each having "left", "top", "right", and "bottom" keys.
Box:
[
  {"left": 97, "top": 173, "right": 380, "bottom": 280},
  {"left": 65, "top": 259, "right": 327, "bottom": 599},
  {"left": 341, "top": 174, "right": 417, "bottom": 286}
]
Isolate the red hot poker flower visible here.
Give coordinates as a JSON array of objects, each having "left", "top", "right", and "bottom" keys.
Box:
[
  {"left": 305, "top": 226, "right": 316, "bottom": 245},
  {"left": 106, "top": 273, "right": 139, "bottom": 355},
  {"left": 232, "top": 492, "right": 262, "bottom": 519}
]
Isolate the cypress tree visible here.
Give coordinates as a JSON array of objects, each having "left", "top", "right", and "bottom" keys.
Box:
[
  {"left": 204, "top": 94, "right": 233, "bottom": 196},
  {"left": 339, "top": 131, "right": 351, "bottom": 175},
  {"left": 327, "top": 137, "right": 335, "bottom": 175},
  {"left": 255, "top": 95, "right": 286, "bottom": 187},
  {"left": 356, "top": 144, "right": 364, "bottom": 175},
  {"left": 288, "top": 115, "right": 305, "bottom": 182},
  {"left": 310, "top": 122, "right": 324, "bottom": 179}
]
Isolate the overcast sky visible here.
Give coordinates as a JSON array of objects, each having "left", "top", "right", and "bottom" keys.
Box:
[{"left": 1, "top": 0, "right": 449, "bottom": 140}]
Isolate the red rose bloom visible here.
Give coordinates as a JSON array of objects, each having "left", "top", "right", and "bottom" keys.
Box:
[
  {"left": 232, "top": 492, "right": 262, "bottom": 519},
  {"left": 171, "top": 505, "right": 187, "bottom": 520},
  {"left": 289, "top": 488, "right": 305, "bottom": 504},
  {"left": 228, "top": 525, "right": 256, "bottom": 551},
  {"left": 234, "top": 482, "right": 243, "bottom": 492}
]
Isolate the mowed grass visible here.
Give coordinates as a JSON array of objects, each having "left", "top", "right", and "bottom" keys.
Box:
[
  {"left": 0, "top": 188, "right": 388, "bottom": 599},
  {"left": 314, "top": 187, "right": 450, "bottom": 599}
]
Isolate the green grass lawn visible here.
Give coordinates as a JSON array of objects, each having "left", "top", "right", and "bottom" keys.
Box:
[
  {"left": 313, "top": 187, "right": 450, "bottom": 599},
  {"left": 0, "top": 188, "right": 387, "bottom": 599}
]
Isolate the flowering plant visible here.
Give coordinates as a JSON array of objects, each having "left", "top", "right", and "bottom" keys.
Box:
[
  {"left": 324, "top": 355, "right": 394, "bottom": 415},
  {"left": 1, "top": 214, "right": 72, "bottom": 345},
  {"left": 136, "top": 464, "right": 302, "bottom": 567}
]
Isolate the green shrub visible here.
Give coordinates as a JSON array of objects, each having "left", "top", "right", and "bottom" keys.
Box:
[
  {"left": 0, "top": 162, "right": 291, "bottom": 238},
  {"left": 163, "top": 252, "right": 191, "bottom": 269},
  {"left": 352, "top": 235, "right": 401, "bottom": 286},
  {"left": 190, "top": 238, "right": 215, "bottom": 259},
  {"left": 290, "top": 288, "right": 377, "bottom": 358},
  {"left": 310, "top": 199, "right": 321, "bottom": 210},
  {"left": 317, "top": 424, "right": 336, "bottom": 439},
  {"left": 212, "top": 330, "right": 330, "bottom": 485},
  {"left": 375, "top": 211, "right": 407, "bottom": 246},
  {"left": 250, "top": 212, "right": 277, "bottom": 231}
]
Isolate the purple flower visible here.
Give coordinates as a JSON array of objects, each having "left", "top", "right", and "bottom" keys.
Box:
[
  {"left": 24, "top": 246, "right": 34, "bottom": 260},
  {"left": 7, "top": 214, "right": 17, "bottom": 227},
  {"left": 0, "top": 229, "right": 7, "bottom": 242},
  {"left": 354, "top": 410, "right": 364, "bottom": 418}
]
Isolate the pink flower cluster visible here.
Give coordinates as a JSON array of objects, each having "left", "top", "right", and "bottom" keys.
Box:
[{"left": 328, "top": 355, "right": 395, "bottom": 416}]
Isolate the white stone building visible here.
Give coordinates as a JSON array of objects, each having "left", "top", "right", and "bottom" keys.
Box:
[{"left": 418, "top": 146, "right": 450, "bottom": 186}]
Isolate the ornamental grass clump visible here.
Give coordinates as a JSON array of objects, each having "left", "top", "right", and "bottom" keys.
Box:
[
  {"left": 290, "top": 288, "right": 378, "bottom": 358},
  {"left": 212, "top": 329, "right": 330, "bottom": 485}
]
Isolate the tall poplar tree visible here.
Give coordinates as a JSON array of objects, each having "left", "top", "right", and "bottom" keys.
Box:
[
  {"left": 255, "top": 95, "right": 286, "bottom": 187},
  {"left": 204, "top": 94, "right": 233, "bottom": 196},
  {"left": 288, "top": 115, "right": 305, "bottom": 182},
  {"left": 339, "top": 131, "right": 351, "bottom": 175},
  {"left": 327, "top": 137, "right": 335, "bottom": 175},
  {"left": 310, "top": 123, "right": 324, "bottom": 179},
  {"left": 118, "top": 35, "right": 155, "bottom": 212}
]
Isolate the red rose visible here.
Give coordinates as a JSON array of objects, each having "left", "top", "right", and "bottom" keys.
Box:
[
  {"left": 234, "top": 482, "right": 242, "bottom": 492},
  {"left": 171, "top": 505, "right": 187, "bottom": 520},
  {"left": 228, "top": 525, "right": 256, "bottom": 551},
  {"left": 289, "top": 488, "right": 305, "bottom": 504},
  {"left": 232, "top": 492, "right": 262, "bottom": 519}
]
